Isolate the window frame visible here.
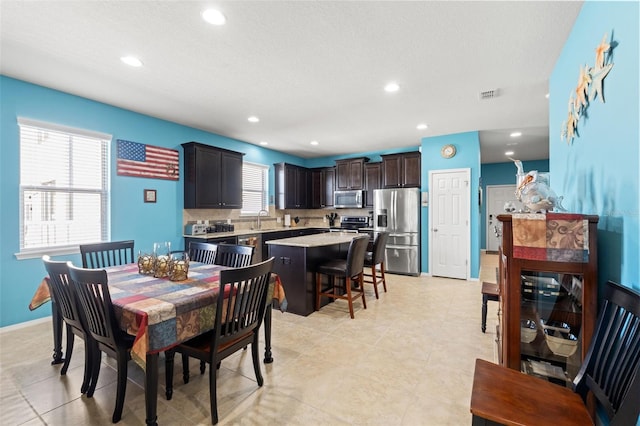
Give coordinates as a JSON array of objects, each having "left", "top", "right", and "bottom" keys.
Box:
[
  {"left": 15, "top": 117, "right": 111, "bottom": 260},
  {"left": 240, "top": 161, "right": 269, "bottom": 216}
]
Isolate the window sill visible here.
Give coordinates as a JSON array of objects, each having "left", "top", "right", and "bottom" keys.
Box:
[{"left": 15, "top": 246, "right": 80, "bottom": 260}]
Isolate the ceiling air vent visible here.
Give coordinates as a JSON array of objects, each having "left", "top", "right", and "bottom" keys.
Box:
[{"left": 479, "top": 89, "right": 500, "bottom": 100}]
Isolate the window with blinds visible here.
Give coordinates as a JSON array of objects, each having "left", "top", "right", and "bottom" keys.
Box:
[
  {"left": 241, "top": 162, "right": 269, "bottom": 215},
  {"left": 18, "top": 118, "right": 111, "bottom": 257}
]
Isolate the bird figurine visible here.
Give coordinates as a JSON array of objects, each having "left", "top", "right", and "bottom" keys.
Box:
[{"left": 515, "top": 170, "right": 566, "bottom": 213}]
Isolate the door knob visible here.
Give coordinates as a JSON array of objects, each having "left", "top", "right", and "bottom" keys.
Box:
[{"left": 433, "top": 228, "right": 438, "bottom": 232}]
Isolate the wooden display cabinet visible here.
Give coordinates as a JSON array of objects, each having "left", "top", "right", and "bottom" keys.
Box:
[{"left": 498, "top": 214, "right": 598, "bottom": 386}]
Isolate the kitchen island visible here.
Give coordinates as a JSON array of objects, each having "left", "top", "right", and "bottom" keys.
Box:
[{"left": 266, "top": 232, "right": 359, "bottom": 315}]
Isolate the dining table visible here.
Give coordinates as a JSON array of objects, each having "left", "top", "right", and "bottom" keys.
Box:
[{"left": 30, "top": 261, "right": 286, "bottom": 426}]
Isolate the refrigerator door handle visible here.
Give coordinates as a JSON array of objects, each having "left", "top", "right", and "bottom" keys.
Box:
[{"left": 392, "top": 190, "right": 397, "bottom": 230}]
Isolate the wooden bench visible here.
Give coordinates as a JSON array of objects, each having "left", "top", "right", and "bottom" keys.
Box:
[{"left": 481, "top": 281, "right": 499, "bottom": 333}]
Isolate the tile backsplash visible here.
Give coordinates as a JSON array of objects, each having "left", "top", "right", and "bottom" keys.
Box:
[{"left": 183, "top": 207, "right": 371, "bottom": 232}]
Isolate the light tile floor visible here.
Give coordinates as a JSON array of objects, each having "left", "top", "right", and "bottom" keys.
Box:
[{"left": 1, "top": 253, "right": 500, "bottom": 425}]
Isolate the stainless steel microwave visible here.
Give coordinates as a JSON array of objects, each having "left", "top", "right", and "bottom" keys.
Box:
[{"left": 334, "top": 190, "right": 363, "bottom": 209}]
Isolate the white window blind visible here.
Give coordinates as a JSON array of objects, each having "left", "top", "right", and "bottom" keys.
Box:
[
  {"left": 241, "top": 162, "right": 268, "bottom": 215},
  {"left": 18, "top": 118, "right": 111, "bottom": 257}
]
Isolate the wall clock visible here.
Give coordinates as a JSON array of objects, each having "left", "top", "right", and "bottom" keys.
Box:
[{"left": 441, "top": 144, "right": 456, "bottom": 159}]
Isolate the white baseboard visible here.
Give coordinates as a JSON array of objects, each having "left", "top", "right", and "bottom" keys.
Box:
[{"left": 0, "top": 315, "right": 51, "bottom": 334}]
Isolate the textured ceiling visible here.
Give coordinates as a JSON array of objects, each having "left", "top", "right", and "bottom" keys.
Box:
[{"left": 0, "top": 1, "right": 583, "bottom": 162}]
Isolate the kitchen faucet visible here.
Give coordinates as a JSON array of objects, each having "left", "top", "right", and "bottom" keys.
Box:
[{"left": 257, "top": 209, "right": 269, "bottom": 230}]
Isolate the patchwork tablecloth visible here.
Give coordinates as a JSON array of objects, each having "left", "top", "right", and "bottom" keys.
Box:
[
  {"left": 512, "top": 213, "right": 589, "bottom": 262},
  {"left": 30, "top": 262, "right": 286, "bottom": 368}
]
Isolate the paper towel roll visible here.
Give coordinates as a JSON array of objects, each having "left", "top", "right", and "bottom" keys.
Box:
[{"left": 284, "top": 214, "right": 291, "bottom": 227}]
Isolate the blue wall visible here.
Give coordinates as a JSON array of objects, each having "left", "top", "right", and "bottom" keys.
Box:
[
  {"left": 0, "top": 76, "right": 429, "bottom": 327},
  {"left": 549, "top": 1, "right": 639, "bottom": 292},
  {"left": 479, "top": 160, "right": 549, "bottom": 249},
  {"left": 0, "top": 76, "right": 303, "bottom": 327},
  {"left": 420, "top": 132, "right": 481, "bottom": 278}
]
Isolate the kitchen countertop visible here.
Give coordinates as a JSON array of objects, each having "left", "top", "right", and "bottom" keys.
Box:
[{"left": 265, "top": 232, "right": 360, "bottom": 248}]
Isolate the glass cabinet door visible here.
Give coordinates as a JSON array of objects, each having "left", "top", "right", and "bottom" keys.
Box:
[{"left": 519, "top": 270, "right": 584, "bottom": 386}]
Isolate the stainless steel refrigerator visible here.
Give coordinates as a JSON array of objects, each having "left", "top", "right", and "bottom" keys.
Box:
[{"left": 373, "top": 188, "right": 420, "bottom": 276}]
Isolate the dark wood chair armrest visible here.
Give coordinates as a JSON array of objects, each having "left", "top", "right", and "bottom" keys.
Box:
[{"left": 470, "top": 359, "right": 593, "bottom": 426}]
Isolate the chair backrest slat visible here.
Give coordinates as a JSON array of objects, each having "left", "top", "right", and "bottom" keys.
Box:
[
  {"left": 188, "top": 241, "right": 218, "bottom": 264},
  {"left": 215, "top": 244, "right": 254, "bottom": 268},
  {"left": 80, "top": 240, "right": 135, "bottom": 268},
  {"left": 573, "top": 280, "right": 640, "bottom": 425}
]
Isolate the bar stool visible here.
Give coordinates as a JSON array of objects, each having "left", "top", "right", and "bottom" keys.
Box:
[
  {"left": 363, "top": 232, "right": 389, "bottom": 299},
  {"left": 315, "top": 236, "right": 369, "bottom": 319}
]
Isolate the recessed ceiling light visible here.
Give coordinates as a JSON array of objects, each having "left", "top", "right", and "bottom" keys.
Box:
[
  {"left": 510, "top": 132, "right": 522, "bottom": 138},
  {"left": 505, "top": 151, "right": 515, "bottom": 156},
  {"left": 259, "top": 141, "right": 268, "bottom": 146},
  {"left": 384, "top": 82, "right": 400, "bottom": 93},
  {"left": 416, "top": 123, "right": 428, "bottom": 130},
  {"left": 310, "top": 140, "right": 319, "bottom": 146},
  {"left": 202, "top": 8, "right": 226, "bottom": 25},
  {"left": 545, "top": 93, "right": 550, "bottom": 99},
  {"left": 120, "top": 56, "right": 143, "bottom": 67},
  {"left": 248, "top": 116, "right": 260, "bottom": 123}
]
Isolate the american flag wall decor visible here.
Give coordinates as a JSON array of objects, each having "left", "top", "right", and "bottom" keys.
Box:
[{"left": 117, "top": 139, "right": 179, "bottom": 180}]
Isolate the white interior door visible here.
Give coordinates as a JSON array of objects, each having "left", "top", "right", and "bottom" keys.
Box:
[
  {"left": 486, "top": 185, "right": 522, "bottom": 252},
  {"left": 429, "top": 169, "right": 470, "bottom": 279}
]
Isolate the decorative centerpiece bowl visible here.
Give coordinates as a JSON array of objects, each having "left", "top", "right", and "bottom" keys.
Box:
[
  {"left": 137, "top": 251, "right": 155, "bottom": 275},
  {"left": 153, "top": 242, "right": 171, "bottom": 278},
  {"left": 169, "top": 251, "right": 189, "bottom": 281}
]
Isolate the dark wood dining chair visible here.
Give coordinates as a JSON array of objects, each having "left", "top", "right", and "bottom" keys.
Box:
[
  {"left": 42, "top": 256, "right": 95, "bottom": 394},
  {"left": 470, "top": 280, "right": 640, "bottom": 426},
  {"left": 164, "top": 257, "right": 275, "bottom": 424},
  {"left": 188, "top": 241, "right": 218, "bottom": 264},
  {"left": 363, "top": 231, "right": 389, "bottom": 299},
  {"left": 315, "top": 235, "right": 369, "bottom": 319},
  {"left": 68, "top": 263, "right": 135, "bottom": 423},
  {"left": 183, "top": 241, "right": 219, "bottom": 375},
  {"left": 214, "top": 243, "right": 254, "bottom": 268},
  {"left": 79, "top": 240, "right": 135, "bottom": 268}
]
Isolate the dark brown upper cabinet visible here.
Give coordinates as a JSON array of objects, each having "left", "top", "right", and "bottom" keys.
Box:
[
  {"left": 274, "top": 163, "right": 310, "bottom": 209},
  {"left": 381, "top": 151, "right": 421, "bottom": 188},
  {"left": 311, "top": 167, "right": 335, "bottom": 208},
  {"left": 364, "top": 162, "right": 382, "bottom": 208},
  {"left": 182, "top": 142, "right": 243, "bottom": 209},
  {"left": 335, "top": 157, "right": 369, "bottom": 190}
]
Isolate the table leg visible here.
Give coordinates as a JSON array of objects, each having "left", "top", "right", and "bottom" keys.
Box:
[
  {"left": 51, "top": 297, "right": 64, "bottom": 365},
  {"left": 145, "top": 353, "right": 158, "bottom": 426},
  {"left": 263, "top": 306, "right": 273, "bottom": 363}
]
